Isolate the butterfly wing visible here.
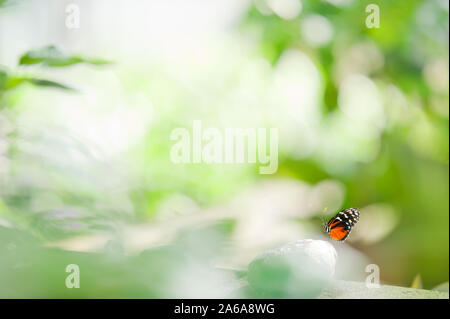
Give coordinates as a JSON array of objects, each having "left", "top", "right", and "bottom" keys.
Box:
[
  {"left": 325, "top": 208, "right": 360, "bottom": 241},
  {"left": 328, "top": 220, "right": 351, "bottom": 241}
]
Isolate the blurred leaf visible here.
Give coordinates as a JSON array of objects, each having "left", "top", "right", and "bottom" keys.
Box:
[
  {"left": 0, "top": 0, "right": 13, "bottom": 8},
  {"left": 27, "top": 78, "right": 75, "bottom": 91},
  {"left": 411, "top": 274, "right": 423, "bottom": 289},
  {"left": 0, "top": 69, "right": 7, "bottom": 91},
  {"left": 175, "top": 220, "right": 236, "bottom": 260},
  {"left": 2, "top": 74, "right": 75, "bottom": 91},
  {"left": 19, "top": 45, "right": 112, "bottom": 67},
  {"left": 2, "top": 74, "right": 25, "bottom": 90},
  {"left": 432, "top": 282, "right": 449, "bottom": 293}
]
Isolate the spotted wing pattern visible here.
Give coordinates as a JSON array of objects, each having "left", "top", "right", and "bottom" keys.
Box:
[{"left": 324, "top": 208, "right": 360, "bottom": 241}]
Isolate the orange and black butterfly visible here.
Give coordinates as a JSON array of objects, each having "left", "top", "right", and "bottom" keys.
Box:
[{"left": 323, "top": 208, "right": 360, "bottom": 241}]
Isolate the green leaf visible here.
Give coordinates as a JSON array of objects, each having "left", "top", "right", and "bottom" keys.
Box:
[
  {"left": 0, "top": 0, "right": 12, "bottom": 8},
  {"left": 2, "top": 74, "right": 75, "bottom": 92},
  {"left": 0, "top": 69, "right": 7, "bottom": 91},
  {"left": 27, "top": 78, "right": 75, "bottom": 91},
  {"left": 19, "top": 45, "right": 112, "bottom": 67},
  {"left": 3, "top": 74, "right": 26, "bottom": 90}
]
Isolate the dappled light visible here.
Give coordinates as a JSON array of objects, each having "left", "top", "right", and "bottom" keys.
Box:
[{"left": 0, "top": 0, "right": 448, "bottom": 299}]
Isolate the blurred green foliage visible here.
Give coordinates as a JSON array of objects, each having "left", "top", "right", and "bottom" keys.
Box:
[
  {"left": 0, "top": 0, "right": 448, "bottom": 297},
  {"left": 240, "top": 0, "right": 448, "bottom": 288},
  {"left": 19, "top": 45, "right": 111, "bottom": 67}
]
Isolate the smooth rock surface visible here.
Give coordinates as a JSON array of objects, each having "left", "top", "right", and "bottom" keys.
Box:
[
  {"left": 319, "top": 280, "right": 450, "bottom": 299},
  {"left": 247, "top": 239, "right": 337, "bottom": 298}
]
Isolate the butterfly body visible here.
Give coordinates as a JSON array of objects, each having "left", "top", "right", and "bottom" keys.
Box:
[{"left": 324, "top": 208, "right": 360, "bottom": 241}]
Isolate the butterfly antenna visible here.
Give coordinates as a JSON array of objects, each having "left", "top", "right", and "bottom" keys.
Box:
[{"left": 320, "top": 215, "right": 328, "bottom": 232}]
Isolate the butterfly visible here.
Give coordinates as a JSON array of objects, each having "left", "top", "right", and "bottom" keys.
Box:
[{"left": 323, "top": 208, "right": 360, "bottom": 241}]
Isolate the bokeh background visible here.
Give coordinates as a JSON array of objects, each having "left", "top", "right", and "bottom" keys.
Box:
[{"left": 0, "top": 0, "right": 448, "bottom": 297}]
